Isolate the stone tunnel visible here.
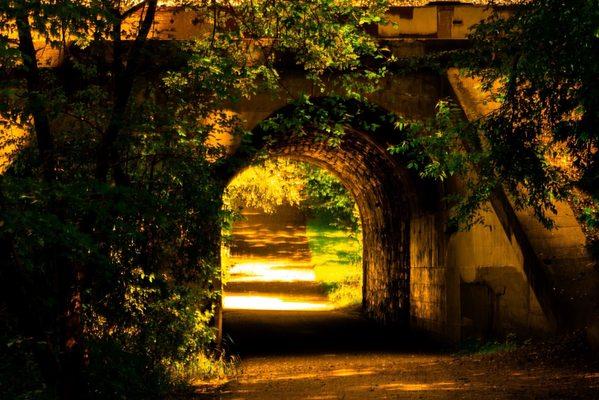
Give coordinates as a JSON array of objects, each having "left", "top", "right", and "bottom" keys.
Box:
[
  {"left": 216, "top": 81, "right": 453, "bottom": 336},
  {"left": 213, "top": 68, "right": 598, "bottom": 344},
  {"left": 2, "top": 2, "right": 598, "bottom": 346},
  {"left": 242, "top": 116, "right": 445, "bottom": 328}
]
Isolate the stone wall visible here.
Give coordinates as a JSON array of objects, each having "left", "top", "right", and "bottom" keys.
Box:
[
  {"left": 447, "top": 68, "right": 599, "bottom": 346},
  {"left": 264, "top": 129, "right": 419, "bottom": 325},
  {"left": 410, "top": 213, "right": 454, "bottom": 340},
  {"left": 448, "top": 209, "right": 552, "bottom": 339},
  {"left": 217, "top": 73, "right": 453, "bottom": 333}
]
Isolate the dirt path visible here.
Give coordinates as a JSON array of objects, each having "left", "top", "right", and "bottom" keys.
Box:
[
  {"left": 202, "top": 207, "right": 599, "bottom": 400},
  {"left": 223, "top": 206, "right": 332, "bottom": 312}
]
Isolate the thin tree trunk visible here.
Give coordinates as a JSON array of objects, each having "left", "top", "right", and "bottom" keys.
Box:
[
  {"left": 15, "top": 5, "right": 55, "bottom": 182},
  {"left": 96, "top": 0, "right": 158, "bottom": 183},
  {"left": 14, "top": 7, "right": 86, "bottom": 399}
]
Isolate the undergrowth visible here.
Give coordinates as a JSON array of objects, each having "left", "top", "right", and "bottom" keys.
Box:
[{"left": 306, "top": 215, "right": 363, "bottom": 308}]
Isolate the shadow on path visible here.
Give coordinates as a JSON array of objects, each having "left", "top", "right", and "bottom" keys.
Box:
[{"left": 223, "top": 308, "right": 431, "bottom": 358}]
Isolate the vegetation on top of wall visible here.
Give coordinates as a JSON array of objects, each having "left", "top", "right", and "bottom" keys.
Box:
[{"left": 389, "top": 0, "right": 598, "bottom": 240}]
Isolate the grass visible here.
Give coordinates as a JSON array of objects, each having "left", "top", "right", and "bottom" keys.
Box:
[
  {"left": 456, "top": 334, "right": 521, "bottom": 355},
  {"left": 305, "top": 215, "right": 363, "bottom": 308},
  {"left": 167, "top": 352, "right": 239, "bottom": 386}
]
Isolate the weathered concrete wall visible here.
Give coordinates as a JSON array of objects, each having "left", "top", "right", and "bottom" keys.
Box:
[
  {"left": 448, "top": 209, "right": 552, "bottom": 339},
  {"left": 515, "top": 204, "right": 599, "bottom": 336},
  {"left": 408, "top": 189, "right": 554, "bottom": 342},
  {"left": 5, "top": 4, "right": 515, "bottom": 68},
  {"left": 228, "top": 73, "right": 444, "bottom": 130},
  {"left": 447, "top": 68, "right": 599, "bottom": 345},
  {"left": 378, "top": 5, "right": 512, "bottom": 40},
  {"left": 410, "top": 213, "right": 455, "bottom": 340}
]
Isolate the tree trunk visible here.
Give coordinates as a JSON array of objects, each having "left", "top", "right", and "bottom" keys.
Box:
[
  {"left": 15, "top": 5, "right": 55, "bottom": 182},
  {"left": 96, "top": 0, "right": 158, "bottom": 183},
  {"left": 14, "top": 7, "right": 87, "bottom": 399}
]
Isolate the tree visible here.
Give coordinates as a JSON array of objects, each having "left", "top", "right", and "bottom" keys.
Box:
[
  {"left": 223, "top": 158, "right": 360, "bottom": 230},
  {"left": 0, "top": 1, "right": 386, "bottom": 398},
  {"left": 466, "top": 0, "right": 598, "bottom": 226},
  {"left": 223, "top": 158, "right": 306, "bottom": 214},
  {"left": 390, "top": 0, "right": 598, "bottom": 240}
]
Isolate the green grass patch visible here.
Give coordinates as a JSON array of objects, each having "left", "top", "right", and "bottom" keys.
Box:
[
  {"left": 306, "top": 215, "right": 362, "bottom": 308},
  {"left": 457, "top": 334, "right": 521, "bottom": 355}
]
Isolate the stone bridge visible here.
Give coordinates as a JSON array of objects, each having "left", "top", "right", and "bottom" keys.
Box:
[
  {"left": 222, "top": 71, "right": 597, "bottom": 344},
  {"left": 2, "top": 2, "right": 598, "bottom": 345}
]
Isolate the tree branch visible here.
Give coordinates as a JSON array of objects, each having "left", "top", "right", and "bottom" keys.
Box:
[{"left": 121, "top": 1, "right": 150, "bottom": 20}]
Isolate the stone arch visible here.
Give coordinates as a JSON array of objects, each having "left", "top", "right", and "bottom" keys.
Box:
[{"left": 220, "top": 98, "right": 448, "bottom": 329}]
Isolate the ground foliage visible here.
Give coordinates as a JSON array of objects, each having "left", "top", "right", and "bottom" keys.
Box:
[
  {"left": 306, "top": 214, "right": 362, "bottom": 308},
  {"left": 0, "top": 1, "right": 387, "bottom": 398}
]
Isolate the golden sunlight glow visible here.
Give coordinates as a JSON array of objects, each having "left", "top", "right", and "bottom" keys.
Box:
[
  {"left": 223, "top": 295, "right": 333, "bottom": 311},
  {"left": 222, "top": 160, "right": 363, "bottom": 313},
  {"left": 376, "top": 382, "right": 461, "bottom": 391},
  {"left": 242, "top": 368, "right": 377, "bottom": 384},
  {"left": 223, "top": 203, "right": 335, "bottom": 312},
  {"left": 223, "top": 257, "right": 334, "bottom": 311},
  {"left": 0, "top": 121, "right": 28, "bottom": 174},
  {"left": 227, "top": 260, "right": 316, "bottom": 282}
]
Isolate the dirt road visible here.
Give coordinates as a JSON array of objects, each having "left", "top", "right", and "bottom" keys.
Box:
[{"left": 200, "top": 207, "right": 599, "bottom": 400}]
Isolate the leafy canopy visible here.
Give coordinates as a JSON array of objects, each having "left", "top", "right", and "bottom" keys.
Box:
[{"left": 0, "top": 1, "right": 387, "bottom": 398}]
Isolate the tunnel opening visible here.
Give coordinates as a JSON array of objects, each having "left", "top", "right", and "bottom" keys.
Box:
[
  {"left": 221, "top": 158, "right": 364, "bottom": 313},
  {"left": 216, "top": 98, "right": 448, "bottom": 350}
]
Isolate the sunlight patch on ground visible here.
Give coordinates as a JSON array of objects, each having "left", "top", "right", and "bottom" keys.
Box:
[
  {"left": 372, "top": 381, "right": 462, "bottom": 391},
  {"left": 234, "top": 227, "right": 308, "bottom": 240},
  {"left": 330, "top": 368, "right": 376, "bottom": 377},
  {"left": 223, "top": 207, "right": 343, "bottom": 313},
  {"left": 223, "top": 295, "right": 333, "bottom": 311},
  {"left": 228, "top": 260, "right": 315, "bottom": 282},
  {"left": 242, "top": 367, "right": 376, "bottom": 384}
]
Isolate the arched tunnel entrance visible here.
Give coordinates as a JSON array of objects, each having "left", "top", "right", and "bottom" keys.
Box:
[
  {"left": 218, "top": 99, "right": 448, "bottom": 342},
  {"left": 222, "top": 154, "right": 364, "bottom": 307}
]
